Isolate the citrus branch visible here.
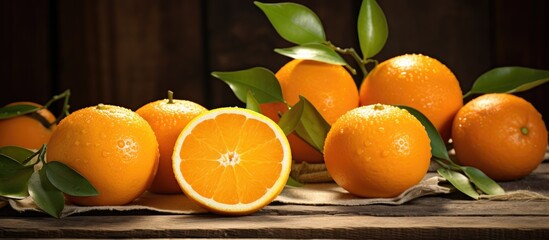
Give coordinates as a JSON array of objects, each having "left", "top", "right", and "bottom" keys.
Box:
[
  {"left": 327, "top": 42, "right": 368, "bottom": 77},
  {"left": 43, "top": 89, "right": 71, "bottom": 124},
  {"left": 433, "top": 157, "right": 460, "bottom": 171}
]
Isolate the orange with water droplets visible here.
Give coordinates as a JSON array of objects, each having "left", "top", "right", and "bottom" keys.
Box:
[
  {"left": 452, "top": 93, "right": 547, "bottom": 181},
  {"left": 324, "top": 104, "right": 431, "bottom": 198},
  {"left": 359, "top": 54, "right": 463, "bottom": 142},
  {"left": 136, "top": 92, "right": 207, "bottom": 194},
  {"left": 47, "top": 104, "right": 159, "bottom": 206},
  {"left": 261, "top": 59, "right": 359, "bottom": 163}
]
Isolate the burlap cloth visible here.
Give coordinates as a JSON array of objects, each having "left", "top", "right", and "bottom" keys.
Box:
[{"left": 2, "top": 149, "right": 548, "bottom": 217}]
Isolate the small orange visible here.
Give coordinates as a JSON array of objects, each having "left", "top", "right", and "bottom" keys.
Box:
[
  {"left": 359, "top": 54, "right": 463, "bottom": 142},
  {"left": 47, "top": 104, "right": 159, "bottom": 206},
  {"left": 452, "top": 93, "right": 548, "bottom": 181},
  {"left": 324, "top": 104, "right": 431, "bottom": 198},
  {"left": 261, "top": 59, "right": 359, "bottom": 163},
  {"left": 0, "top": 102, "right": 56, "bottom": 150},
  {"left": 172, "top": 107, "right": 291, "bottom": 215},
  {"left": 136, "top": 93, "right": 207, "bottom": 194}
]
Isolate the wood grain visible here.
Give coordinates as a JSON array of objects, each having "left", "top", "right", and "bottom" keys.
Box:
[
  {"left": 0, "top": 0, "right": 52, "bottom": 104},
  {"left": 1, "top": 162, "right": 548, "bottom": 239},
  {"left": 2, "top": 215, "right": 548, "bottom": 239},
  {"left": 1, "top": 0, "right": 547, "bottom": 125},
  {"left": 55, "top": 0, "right": 204, "bottom": 110}
]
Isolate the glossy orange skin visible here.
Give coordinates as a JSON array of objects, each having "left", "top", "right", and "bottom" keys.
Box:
[
  {"left": 359, "top": 54, "right": 463, "bottom": 142},
  {"left": 47, "top": 104, "right": 159, "bottom": 206},
  {"left": 261, "top": 59, "right": 359, "bottom": 163},
  {"left": 0, "top": 102, "right": 56, "bottom": 150},
  {"left": 324, "top": 104, "right": 432, "bottom": 198},
  {"left": 452, "top": 93, "right": 548, "bottom": 181},
  {"left": 136, "top": 99, "right": 207, "bottom": 194}
]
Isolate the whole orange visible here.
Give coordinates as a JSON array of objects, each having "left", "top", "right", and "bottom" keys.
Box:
[
  {"left": 323, "top": 104, "right": 431, "bottom": 198},
  {"left": 47, "top": 104, "right": 159, "bottom": 206},
  {"left": 452, "top": 93, "right": 548, "bottom": 181},
  {"left": 359, "top": 54, "right": 463, "bottom": 142},
  {"left": 0, "top": 102, "right": 56, "bottom": 149},
  {"left": 136, "top": 95, "right": 207, "bottom": 194},
  {"left": 260, "top": 59, "right": 360, "bottom": 163}
]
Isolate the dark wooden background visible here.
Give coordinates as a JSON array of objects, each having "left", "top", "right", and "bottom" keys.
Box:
[{"left": 1, "top": 0, "right": 548, "bottom": 125}]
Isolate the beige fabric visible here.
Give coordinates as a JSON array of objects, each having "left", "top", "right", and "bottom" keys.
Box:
[
  {"left": 3, "top": 173, "right": 449, "bottom": 217},
  {"left": 277, "top": 175, "right": 450, "bottom": 206},
  {"left": 3, "top": 147, "right": 547, "bottom": 217},
  {"left": 6, "top": 192, "right": 208, "bottom": 218}
]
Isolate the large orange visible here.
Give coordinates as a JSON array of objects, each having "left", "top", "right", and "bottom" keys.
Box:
[
  {"left": 323, "top": 104, "right": 431, "bottom": 198},
  {"left": 359, "top": 54, "right": 463, "bottom": 142},
  {"left": 136, "top": 95, "right": 207, "bottom": 194},
  {"left": 260, "top": 59, "right": 360, "bottom": 163},
  {"left": 452, "top": 93, "right": 548, "bottom": 181},
  {"left": 172, "top": 107, "right": 291, "bottom": 215},
  {"left": 0, "top": 102, "right": 56, "bottom": 150},
  {"left": 47, "top": 104, "right": 159, "bottom": 206}
]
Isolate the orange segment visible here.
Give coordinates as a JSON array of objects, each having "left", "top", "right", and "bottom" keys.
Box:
[{"left": 172, "top": 107, "right": 291, "bottom": 215}]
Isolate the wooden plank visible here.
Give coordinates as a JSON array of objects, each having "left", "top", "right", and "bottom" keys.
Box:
[
  {"left": 1, "top": 215, "right": 548, "bottom": 239},
  {"left": 263, "top": 198, "right": 549, "bottom": 217},
  {"left": 0, "top": 0, "right": 52, "bottom": 105},
  {"left": 56, "top": 0, "right": 204, "bottom": 110},
  {"left": 492, "top": 0, "right": 549, "bottom": 127},
  {"left": 1, "top": 162, "right": 548, "bottom": 238},
  {"left": 376, "top": 0, "right": 491, "bottom": 92}
]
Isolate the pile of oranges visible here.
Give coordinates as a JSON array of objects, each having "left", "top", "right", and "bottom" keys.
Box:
[
  {"left": 0, "top": 92, "right": 292, "bottom": 215},
  {"left": 1, "top": 53, "right": 547, "bottom": 215}
]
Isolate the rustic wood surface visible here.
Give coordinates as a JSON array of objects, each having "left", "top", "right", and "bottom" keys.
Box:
[{"left": 1, "top": 163, "right": 548, "bottom": 239}]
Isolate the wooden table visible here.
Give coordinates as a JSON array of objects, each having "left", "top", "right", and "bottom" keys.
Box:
[{"left": 2, "top": 163, "right": 549, "bottom": 239}]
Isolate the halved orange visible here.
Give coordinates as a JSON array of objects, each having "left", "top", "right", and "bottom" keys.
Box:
[{"left": 172, "top": 107, "right": 292, "bottom": 215}]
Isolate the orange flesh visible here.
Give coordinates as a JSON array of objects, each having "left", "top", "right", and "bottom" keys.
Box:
[{"left": 178, "top": 113, "right": 284, "bottom": 204}]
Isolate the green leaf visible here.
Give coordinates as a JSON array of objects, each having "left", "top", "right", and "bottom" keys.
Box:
[
  {"left": 44, "top": 161, "right": 99, "bottom": 197},
  {"left": 278, "top": 103, "right": 300, "bottom": 136},
  {"left": 246, "top": 91, "right": 261, "bottom": 113},
  {"left": 397, "top": 105, "right": 449, "bottom": 160},
  {"left": 255, "top": 1, "right": 326, "bottom": 44},
  {"left": 285, "top": 176, "right": 304, "bottom": 187},
  {"left": 357, "top": 0, "right": 388, "bottom": 58},
  {"left": 0, "top": 147, "right": 35, "bottom": 199},
  {"left": 462, "top": 166, "right": 505, "bottom": 195},
  {"left": 294, "top": 96, "right": 331, "bottom": 153},
  {"left": 0, "top": 104, "right": 40, "bottom": 120},
  {"left": 0, "top": 153, "right": 26, "bottom": 173},
  {"left": 0, "top": 166, "right": 33, "bottom": 199},
  {"left": 212, "top": 67, "right": 284, "bottom": 104},
  {"left": 437, "top": 168, "right": 479, "bottom": 199},
  {"left": 0, "top": 146, "right": 35, "bottom": 164},
  {"left": 274, "top": 43, "right": 347, "bottom": 65},
  {"left": 28, "top": 169, "right": 65, "bottom": 218},
  {"left": 465, "top": 67, "right": 549, "bottom": 97}
]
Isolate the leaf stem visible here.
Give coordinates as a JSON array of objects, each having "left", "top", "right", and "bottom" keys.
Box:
[
  {"left": 462, "top": 91, "right": 472, "bottom": 99},
  {"left": 43, "top": 89, "right": 71, "bottom": 125},
  {"left": 433, "top": 156, "right": 461, "bottom": 171},
  {"left": 327, "top": 42, "right": 368, "bottom": 77},
  {"left": 344, "top": 64, "right": 357, "bottom": 75},
  {"left": 21, "top": 146, "right": 44, "bottom": 166},
  {"left": 37, "top": 145, "right": 48, "bottom": 165},
  {"left": 167, "top": 90, "right": 174, "bottom": 104}
]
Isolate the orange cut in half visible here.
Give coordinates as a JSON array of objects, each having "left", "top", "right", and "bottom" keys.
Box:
[{"left": 172, "top": 107, "right": 292, "bottom": 215}]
